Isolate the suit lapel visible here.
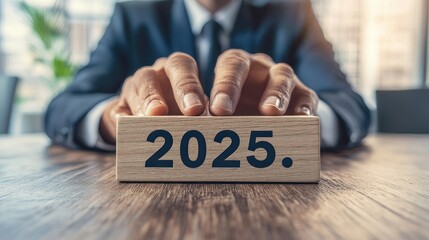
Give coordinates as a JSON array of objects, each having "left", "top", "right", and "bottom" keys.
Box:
[
  {"left": 170, "top": 0, "right": 198, "bottom": 60},
  {"left": 230, "top": 1, "right": 254, "bottom": 53}
]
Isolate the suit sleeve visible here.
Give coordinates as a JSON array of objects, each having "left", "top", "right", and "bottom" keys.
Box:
[
  {"left": 293, "top": 0, "right": 371, "bottom": 148},
  {"left": 44, "top": 3, "right": 129, "bottom": 149}
]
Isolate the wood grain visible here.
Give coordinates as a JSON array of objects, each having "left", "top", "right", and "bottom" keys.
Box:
[
  {"left": 117, "top": 116, "right": 320, "bottom": 182},
  {"left": 0, "top": 134, "right": 428, "bottom": 240}
]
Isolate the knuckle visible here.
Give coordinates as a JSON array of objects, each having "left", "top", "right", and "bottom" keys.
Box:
[
  {"left": 216, "top": 50, "right": 251, "bottom": 77},
  {"left": 219, "top": 49, "right": 249, "bottom": 63},
  {"left": 123, "top": 76, "right": 133, "bottom": 86},
  {"left": 174, "top": 77, "right": 201, "bottom": 93},
  {"left": 271, "top": 63, "right": 294, "bottom": 78},
  {"left": 252, "top": 53, "right": 273, "bottom": 63},
  {"left": 134, "top": 67, "right": 155, "bottom": 79},
  {"left": 214, "top": 78, "right": 241, "bottom": 93},
  {"left": 121, "top": 77, "right": 134, "bottom": 93},
  {"left": 223, "top": 49, "right": 248, "bottom": 57},
  {"left": 140, "top": 86, "right": 163, "bottom": 103},
  {"left": 154, "top": 57, "right": 167, "bottom": 67},
  {"left": 167, "top": 52, "right": 196, "bottom": 67},
  {"left": 216, "top": 55, "right": 250, "bottom": 78},
  {"left": 221, "top": 60, "right": 249, "bottom": 75}
]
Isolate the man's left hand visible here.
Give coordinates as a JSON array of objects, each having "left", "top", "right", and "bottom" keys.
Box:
[{"left": 209, "top": 49, "right": 319, "bottom": 116}]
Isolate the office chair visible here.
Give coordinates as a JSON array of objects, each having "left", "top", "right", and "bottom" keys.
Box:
[
  {"left": 0, "top": 76, "right": 19, "bottom": 134},
  {"left": 376, "top": 89, "right": 429, "bottom": 133}
]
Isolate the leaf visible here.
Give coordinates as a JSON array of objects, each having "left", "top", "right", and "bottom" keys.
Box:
[
  {"left": 52, "top": 54, "right": 76, "bottom": 80},
  {"left": 19, "top": 1, "right": 64, "bottom": 49},
  {"left": 19, "top": 0, "right": 77, "bottom": 92}
]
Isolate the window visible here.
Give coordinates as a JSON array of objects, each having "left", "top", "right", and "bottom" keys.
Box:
[
  {"left": 312, "top": 0, "right": 426, "bottom": 106},
  {"left": 0, "top": 0, "right": 116, "bottom": 133}
]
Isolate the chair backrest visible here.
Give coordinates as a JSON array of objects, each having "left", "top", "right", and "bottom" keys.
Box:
[
  {"left": 0, "top": 76, "right": 19, "bottom": 134},
  {"left": 376, "top": 89, "right": 429, "bottom": 133}
]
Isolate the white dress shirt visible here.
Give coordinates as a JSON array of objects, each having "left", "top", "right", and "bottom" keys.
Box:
[
  {"left": 77, "top": 0, "right": 340, "bottom": 150},
  {"left": 184, "top": 0, "right": 241, "bottom": 74}
]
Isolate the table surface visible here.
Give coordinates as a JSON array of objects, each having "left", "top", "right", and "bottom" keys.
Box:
[{"left": 0, "top": 134, "right": 428, "bottom": 240}]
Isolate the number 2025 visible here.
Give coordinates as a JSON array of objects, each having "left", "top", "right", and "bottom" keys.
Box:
[{"left": 145, "top": 130, "right": 294, "bottom": 169}]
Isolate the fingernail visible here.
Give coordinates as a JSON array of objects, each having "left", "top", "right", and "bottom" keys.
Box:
[
  {"left": 145, "top": 100, "right": 164, "bottom": 115},
  {"left": 212, "top": 93, "right": 233, "bottom": 114},
  {"left": 296, "top": 106, "right": 311, "bottom": 115},
  {"left": 263, "top": 96, "right": 283, "bottom": 110},
  {"left": 183, "top": 93, "right": 203, "bottom": 110}
]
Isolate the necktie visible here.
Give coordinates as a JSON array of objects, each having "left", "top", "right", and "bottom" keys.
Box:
[{"left": 202, "top": 19, "right": 223, "bottom": 96}]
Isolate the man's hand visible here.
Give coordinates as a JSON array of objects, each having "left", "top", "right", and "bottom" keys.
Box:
[
  {"left": 100, "top": 53, "right": 207, "bottom": 144},
  {"left": 209, "top": 49, "right": 319, "bottom": 116},
  {"left": 100, "top": 50, "right": 319, "bottom": 144}
]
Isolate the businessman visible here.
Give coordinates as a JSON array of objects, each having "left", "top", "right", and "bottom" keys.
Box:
[{"left": 45, "top": 0, "right": 371, "bottom": 151}]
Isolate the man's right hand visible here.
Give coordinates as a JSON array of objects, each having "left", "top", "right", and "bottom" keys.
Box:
[{"left": 100, "top": 52, "right": 207, "bottom": 144}]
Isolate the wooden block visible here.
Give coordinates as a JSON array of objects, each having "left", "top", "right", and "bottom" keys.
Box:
[{"left": 116, "top": 116, "right": 320, "bottom": 183}]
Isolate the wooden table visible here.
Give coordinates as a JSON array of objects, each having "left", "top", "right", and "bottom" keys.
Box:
[{"left": 0, "top": 134, "right": 428, "bottom": 240}]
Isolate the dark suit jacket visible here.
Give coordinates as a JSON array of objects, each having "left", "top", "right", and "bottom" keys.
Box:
[{"left": 45, "top": 0, "right": 371, "bottom": 150}]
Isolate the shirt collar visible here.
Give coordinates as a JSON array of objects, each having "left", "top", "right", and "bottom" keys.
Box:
[{"left": 184, "top": 0, "right": 242, "bottom": 36}]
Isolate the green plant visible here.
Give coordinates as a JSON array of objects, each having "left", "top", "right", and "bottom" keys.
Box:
[{"left": 19, "top": 0, "right": 77, "bottom": 93}]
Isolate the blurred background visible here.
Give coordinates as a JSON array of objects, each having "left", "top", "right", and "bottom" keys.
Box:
[{"left": 0, "top": 0, "right": 428, "bottom": 134}]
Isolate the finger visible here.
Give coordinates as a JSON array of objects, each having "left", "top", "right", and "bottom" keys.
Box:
[
  {"left": 249, "top": 53, "right": 275, "bottom": 80},
  {"left": 111, "top": 100, "right": 132, "bottom": 120},
  {"left": 100, "top": 97, "right": 127, "bottom": 144},
  {"left": 120, "top": 78, "right": 141, "bottom": 115},
  {"left": 201, "top": 95, "right": 211, "bottom": 116},
  {"left": 127, "top": 68, "right": 169, "bottom": 116},
  {"left": 291, "top": 84, "right": 319, "bottom": 116},
  {"left": 259, "top": 63, "right": 296, "bottom": 116},
  {"left": 164, "top": 52, "right": 206, "bottom": 116},
  {"left": 210, "top": 49, "right": 251, "bottom": 115}
]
